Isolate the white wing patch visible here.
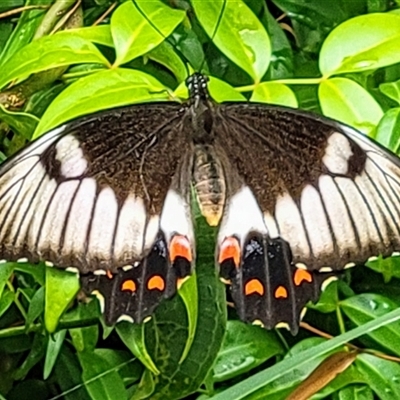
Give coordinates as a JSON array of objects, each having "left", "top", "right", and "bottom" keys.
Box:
[
  {"left": 274, "top": 192, "right": 311, "bottom": 260},
  {"left": 218, "top": 185, "right": 268, "bottom": 247},
  {"left": 322, "top": 132, "right": 353, "bottom": 174},
  {"left": 56, "top": 135, "right": 88, "bottom": 178}
]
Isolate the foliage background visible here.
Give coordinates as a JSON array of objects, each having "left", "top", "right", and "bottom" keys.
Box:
[{"left": 2, "top": 0, "right": 400, "bottom": 399}]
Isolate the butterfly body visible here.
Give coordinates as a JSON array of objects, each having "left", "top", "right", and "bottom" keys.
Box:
[{"left": 1, "top": 73, "right": 400, "bottom": 333}]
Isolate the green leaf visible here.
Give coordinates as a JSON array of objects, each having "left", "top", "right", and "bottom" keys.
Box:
[
  {"left": 374, "top": 108, "right": 400, "bottom": 154},
  {"left": 34, "top": 68, "right": 169, "bottom": 138},
  {"left": 79, "top": 351, "right": 127, "bottom": 400},
  {"left": 44, "top": 329, "right": 66, "bottom": 379},
  {"left": 356, "top": 353, "right": 400, "bottom": 400},
  {"left": 341, "top": 293, "right": 400, "bottom": 355},
  {"left": 337, "top": 384, "right": 374, "bottom": 400},
  {"left": 14, "top": 332, "right": 46, "bottom": 380},
  {"left": 192, "top": 0, "right": 271, "bottom": 83},
  {"left": 111, "top": 0, "right": 185, "bottom": 66},
  {"left": 0, "top": 291, "right": 15, "bottom": 319},
  {"left": 380, "top": 80, "right": 400, "bottom": 105},
  {"left": 67, "top": 26, "right": 114, "bottom": 47},
  {"left": 55, "top": 347, "right": 91, "bottom": 400},
  {"left": 210, "top": 307, "right": 400, "bottom": 400},
  {"left": 147, "top": 41, "right": 188, "bottom": 83},
  {"left": 45, "top": 268, "right": 80, "bottom": 333},
  {"left": 0, "top": 263, "right": 14, "bottom": 299},
  {"left": 116, "top": 322, "right": 159, "bottom": 376},
  {"left": 0, "top": 105, "right": 39, "bottom": 140},
  {"left": 178, "top": 273, "right": 198, "bottom": 363},
  {"left": 318, "top": 77, "right": 383, "bottom": 134},
  {"left": 26, "top": 286, "right": 45, "bottom": 327},
  {"left": 250, "top": 82, "right": 298, "bottom": 107},
  {"left": 320, "top": 14, "right": 400, "bottom": 76},
  {"left": 0, "top": 32, "right": 110, "bottom": 90},
  {"left": 0, "top": 0, "right": 46, "bottom": 65},
  {"left": 366, "top": 254, "right": 400, "bottom": 282},
  {"left": 213, "top": 321, "right": 283, "bottom": 382}
]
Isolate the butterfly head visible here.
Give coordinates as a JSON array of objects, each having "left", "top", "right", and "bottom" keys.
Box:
[{"left": 186, "top": 73, "right": 210, "bottom": 105}]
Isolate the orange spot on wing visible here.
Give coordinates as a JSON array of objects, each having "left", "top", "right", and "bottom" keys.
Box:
[
  {"left": 169, "top": 235, "right": 192, "bottom": 262},
  {"left": 106, "top": 270, "right": 113, "bottom": 279},
  {"left": 245, "top": 279, "right": 264, "bottom": 296},
  {"left": 121, "top": 279, "right": 136, "bottom": 292},
  {"left": 147, "top": 275, "right": 165, "bottom": 291},
  {"left": 275, "top": 286, "right": 288, "bottom": 299},
  {"left": 294, "top": 269, "right": 313, "bottom": 286},
  {"left": 218, "top": 237, "right": 241, "bottom": 267}
]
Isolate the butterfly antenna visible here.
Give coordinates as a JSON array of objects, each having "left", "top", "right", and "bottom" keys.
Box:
[{"left": 197, "top": 0, "right": 227, "bottom": 74}]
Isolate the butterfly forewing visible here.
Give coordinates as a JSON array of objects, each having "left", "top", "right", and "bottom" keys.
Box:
[{"left": 0, "top": 102, "right": 197, "bottom": 323}]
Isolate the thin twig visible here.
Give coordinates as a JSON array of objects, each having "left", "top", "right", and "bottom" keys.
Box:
[
  {"left": 301, "top": 321, "right": 400, "bottom": 363},
  {"left": 50, "top": 0, "right": 82, "bottom": 34},
  {"left": 93, "top": 1, "right": 117, "bottom": 26},
  {"left": 0, "top": 5, "right": 49, "bottom": 19}
]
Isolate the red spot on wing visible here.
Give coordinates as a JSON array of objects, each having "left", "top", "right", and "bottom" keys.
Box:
[
  {"left": 294, "top": 269, "right": 313, "bottom": 286},
  {"left": 218, "top": 237, "right": 241, "bottom": 267},
  {"left": 245, "top": 279, "right": 264, "bottom": 296},
  {"left": 121, "top": 280, "right": 136, "bottom": 292},
  {"left": 275, "top": 286, "right": 288, "bottom": 299},
  {"left": 169, "top": 235, "right": 192, "bottom": 262},
  {"left": 147, "top": 275, "right": 165, "bottom": 291}
]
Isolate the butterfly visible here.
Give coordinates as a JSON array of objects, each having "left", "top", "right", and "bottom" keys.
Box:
[{"left": 1, "top": 72, "right": 400, "bottom": 334}]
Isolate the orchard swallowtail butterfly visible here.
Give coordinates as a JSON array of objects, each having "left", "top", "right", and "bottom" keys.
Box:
[{"left": 1, "top": 73, "right": 400, "bottom": 334}]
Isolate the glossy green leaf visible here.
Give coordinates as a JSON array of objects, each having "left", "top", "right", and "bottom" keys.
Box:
[
  {"left": 0, "top": 33, "right": 110, "bottom": 90},
  {"left": 55, "top": 347, "right": 91, "bottom": 400},
  {"left": 192, "top": 0, "right": 271, "bottom": 82},
  {"left": 14, "top": 262, "right": 45, "bottom": 286},
  {"left": 319, "top": 77, "right": 383, "bottom": 134},
  {"left": 0, "top": 0, "right": 46, "bottom": 65},
  {"left": 116, "top": 322, "right": 159, "bottom": 376},
  {"left": 0, "top": 105, "right": 39, "bottom": 139},
  {"left": 337, "top": 384, "right": 374, "bottom": 400},
  {"left": 356, "top": 353, "right": 400, "bottom": 400},
  {"left": 45, "top": 268, "right": 80, "bottom": 333},
  {"left": 250, "top": 82, "right": 298, "bottom": 107},
  {"left": 111, "top": 0, "right": 185, "bottom": 66},
  {"left": 26, "top": 286, "right": 45, "bottom": 327},
  {"left": 178, "top": 273, "right": 198, "bottom": 363},
  {"left": 211, "top": 307, "right": 400, "bottom": 400},
  {"left": 308, "top": 280, "right": 339, "bottom": 314},
  {"left": 0, "top": 263, "right": 14, "bottom": 299},
  {"left": 213, "top": 321, "right": 283, "bottom": 382},
  {"left": 320, "top": 14, "right": 400, "bottom": 76},
  {"left": 366, "top": 254, "right": 400, "bottom": 282},
  {"left": 341, "top": 294, "right": 400, "bottom": 355},
  {"left": 67, "top": 26, "right": 113, "bottom": 47},
  {"left": 147, "top": 41, "right": 188, "bottom": 83},
  {"left": 374, "top": 108, "right": 400, "bottom": 154},
  {"left": 14, "top": 333, "right": 46, "bottom": 380},
  {"left": 34, "top": 68, "right": 169, "bottom": 137},
  {"left": 79, "top": 351, "right": 127, "bottom": 400},
  {"left": 0, "top": 290, "right": 15, "bottom": 319},
  {"left": 44, "top": 329, "right": 66, "bottom": 379},
  {"left": 380, "top": 80, "right": 400, "bottom": 105}
]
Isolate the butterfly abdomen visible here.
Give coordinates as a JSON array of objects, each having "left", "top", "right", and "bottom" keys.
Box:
[{"left": 192, "top": 145, "right": 226, "bottom": 226}]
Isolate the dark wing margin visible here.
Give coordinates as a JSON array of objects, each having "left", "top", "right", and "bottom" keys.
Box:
[{"left": 217, "top": 104, "right": 400, "bottom": 271}]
